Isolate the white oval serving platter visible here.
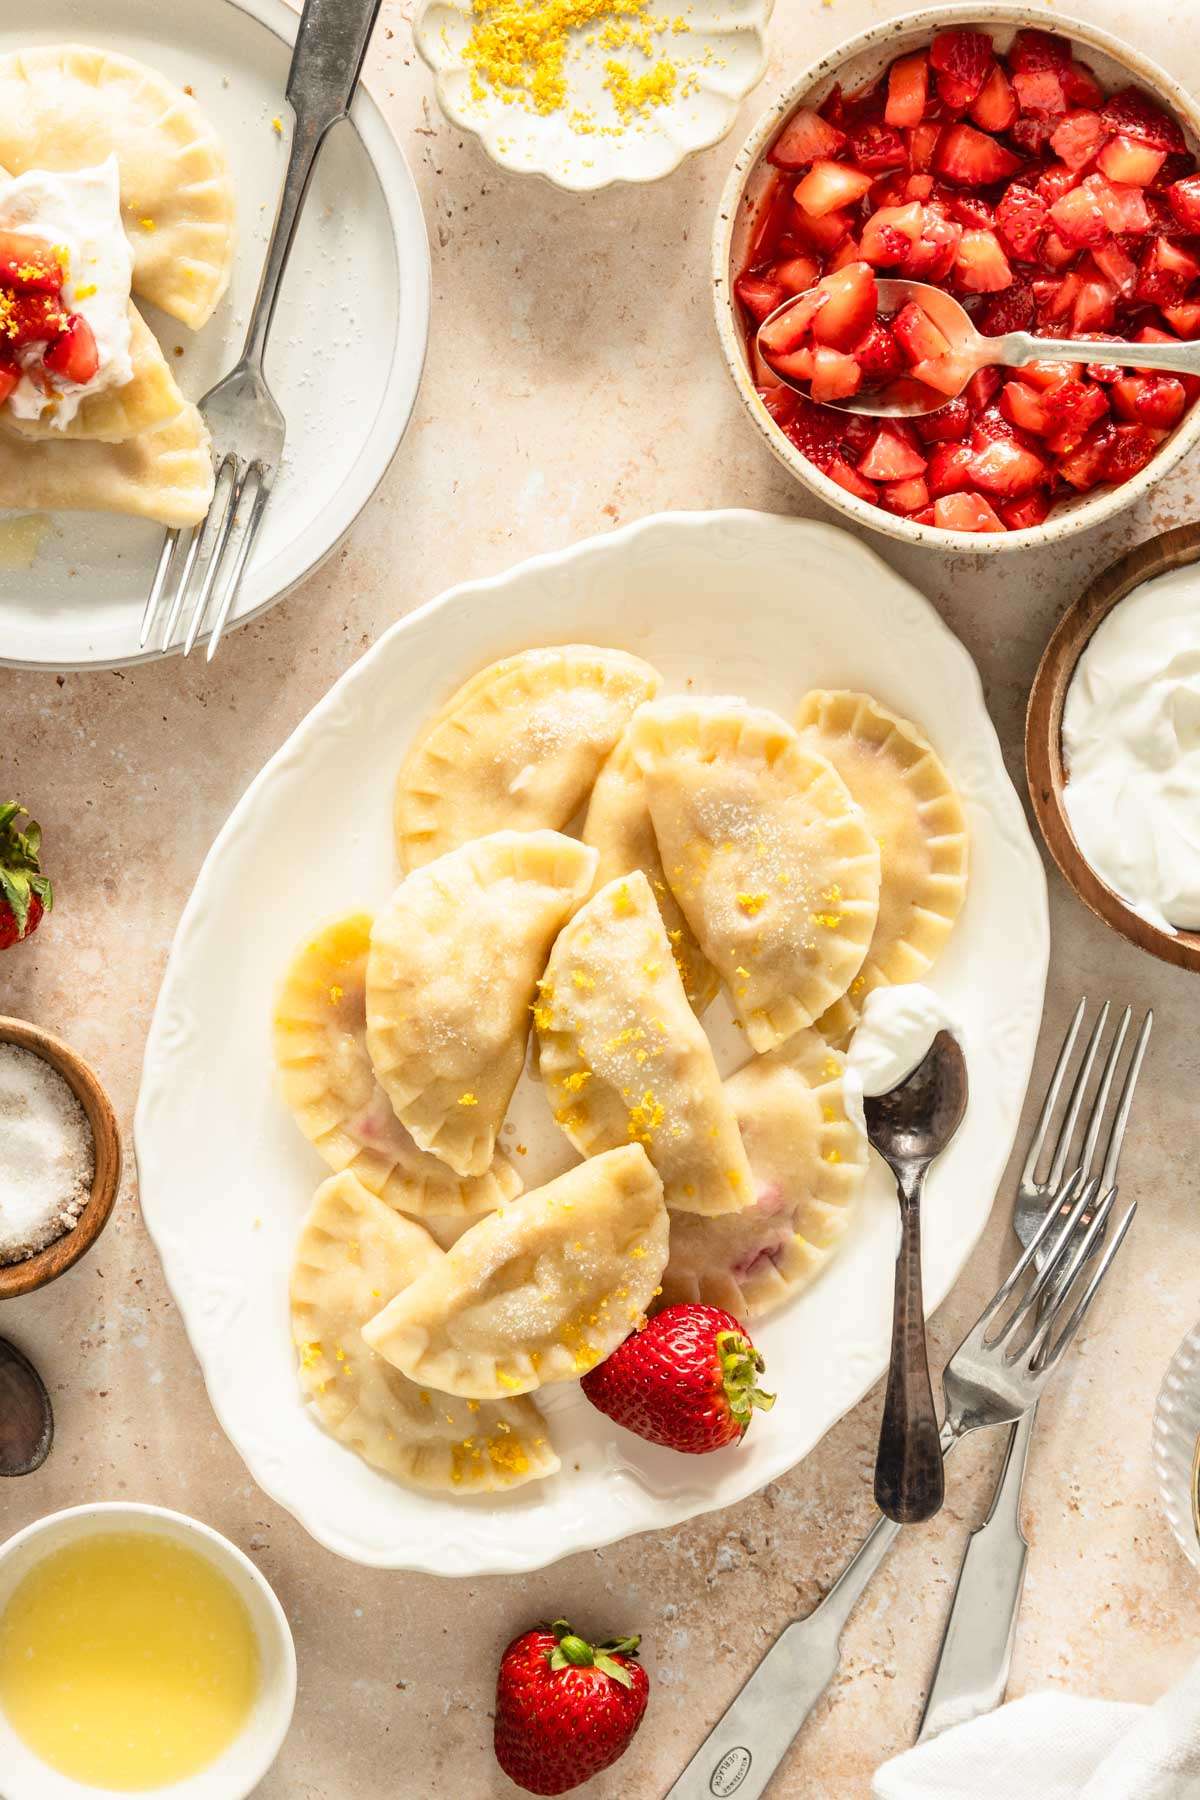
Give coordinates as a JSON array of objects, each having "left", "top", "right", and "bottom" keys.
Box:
[
  {"left": 136, "top": 510, "right": 1049, "bottom": 1575},
  {"left": 0, "top": 0, "right": 430, "bottom": 671}
]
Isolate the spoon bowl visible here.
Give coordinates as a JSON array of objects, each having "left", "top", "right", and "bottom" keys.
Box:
[
  {"left": 757, "top": 275, "right": 1200, "bottom": 419},
  {"left": 865, "top": 1029, "right": 969, "bottom": 1523},
  {"left": 0, "top": 1337, "right": 53, "bottom": 1477}
]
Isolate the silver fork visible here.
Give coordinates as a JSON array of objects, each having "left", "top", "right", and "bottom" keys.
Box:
[
  {"left": 665, "top": 1170, "right": 1137, "bottom": 1800},
  {"left": 917, "top": 999, "right": 1152, "bottom": 1741},
  {"left": 139, "top": 0, "right": 384, "bottom": 664}
]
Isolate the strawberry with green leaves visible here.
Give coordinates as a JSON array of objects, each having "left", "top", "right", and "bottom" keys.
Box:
[
  {"left": 494, "top": 1618, "right": 649, "bottom": 1796},
  {"left": 581, "top": 1303, "right": 774, "bottom": 1454},
  {"left": 0, "top": 803, "right": 52, "bottom": 950}
]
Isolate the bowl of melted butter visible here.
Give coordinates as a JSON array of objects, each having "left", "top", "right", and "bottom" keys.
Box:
[{"left": 0, "top": 1504, "right": 296, "bottom": 1799}]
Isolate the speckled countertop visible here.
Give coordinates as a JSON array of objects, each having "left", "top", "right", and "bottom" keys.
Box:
[{"left": 2, "top": 0, "right": 1200, "bottom": 1794}]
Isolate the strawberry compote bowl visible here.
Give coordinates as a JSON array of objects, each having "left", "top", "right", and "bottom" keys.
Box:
[{"left": 713, "top": 6, "right": 1200, "bottom": 550}]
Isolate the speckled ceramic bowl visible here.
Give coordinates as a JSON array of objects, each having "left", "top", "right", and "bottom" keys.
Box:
[{"left": 712, "top": 4, "right": 1200, "bottom": 554}]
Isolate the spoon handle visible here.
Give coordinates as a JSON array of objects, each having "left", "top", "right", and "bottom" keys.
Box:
[
  {"left": 998, "top": 328, "right": 1200, "bottom": 379},
  {"left": 875, "top": 1170, "right": 944, "bottom": 1524}
]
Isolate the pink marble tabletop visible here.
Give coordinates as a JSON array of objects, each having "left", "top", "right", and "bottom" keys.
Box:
[{"left": 3, "top": 0, "right": 1200, "bottom": 1794}]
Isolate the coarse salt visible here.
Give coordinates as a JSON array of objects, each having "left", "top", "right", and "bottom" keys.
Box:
[{"left": 0, "top": 1043, "right": 94, "bottom": 1266}]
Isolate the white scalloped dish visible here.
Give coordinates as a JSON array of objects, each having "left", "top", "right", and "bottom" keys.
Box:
[
  {"left": 413, "top": 0, "right": 772, "bottom": 190},
  {"left": 135, "top": 511, "right": 1049, "bottom": 1575}
]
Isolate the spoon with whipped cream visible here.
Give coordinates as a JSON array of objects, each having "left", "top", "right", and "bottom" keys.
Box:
[
  {"left": 848, "top": 986, "right": 967, "bottom": 1524},
  {"left": 757, "top": 275, "right": 1200, "bottom": 418},
  {"left": 0, "top": 1336, "right": 53, "bottom": 1476}
]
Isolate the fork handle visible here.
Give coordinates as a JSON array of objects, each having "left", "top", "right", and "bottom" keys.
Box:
[
  {"left": 242, "top": 0, "right": 385, "bottom": 368},
  {"left": 875, "top": 1172, "right": 945, "bottom": 1523}
]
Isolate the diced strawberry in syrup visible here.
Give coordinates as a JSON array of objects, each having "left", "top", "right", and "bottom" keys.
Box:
[
  {"left": 1135, "top": 236, "right": 1200, "bottom": 307},
  {"left": 1160, "top": 299, "right": 1200, "bottom": 339},
  {"left": 809, "top": 261, "right": 877, "bottom": 349},
  {"left": 878, "top": 475, "right": 932, "bottom": 515},
  {"left": 1167, "top": 175, "right": 1200, "bottom": 233},
  {"left": 976, "top": 279, "right": 1034, "bottom": 334},
  {"left": 1081, "top": 172, "right": 1148, "bottom": 235},
  {"left": 849, "top": 124, "right": 908, "bottom": 172},
  {"left": 757, "top": 383, "right": 796, "bottom": 427},
  {"left": 1112, "top": 372, "right": 1187, "bottom": 429},
  {"left": 861, "top": 202, "right": 925, "bottom": 267},
  {"left": 926, "top": 441, "right": 975, "bottom": 495},
  {"left": 1039, "top": 230, "right": 1078, "bottom": 271},
  {"left": 1071, "top": 273, "right": 1119, "bottom": 333},
  {"left": 969, "top": 435, "right": 1048, "bottom": 494},
  {"left": 885, "top": 53, "right": 928, "bottom": 130},
  {"left": 954, "top": 229, "right": 1013, "bottom": 292},
  {"left": 905, "top": 173, "right": 935, "bottom": 202},
  {"left": 735, "top": 273, "right": 787, "bottom": 323},
  {"left": 790, "top": 204, "right": 855, "bottom": 254},
  {"left": 998, "top": 491, "right": 1053, "bottom": 528},
  {"left": 996, "top": 183, "right": 1049, "bottom": 260},
  {"left": 911, "top": 353, "right": 973, "bottom": 396},
  {"left": 1100, "top": 87, "right": 1187, "bottom": 155},
  {"left": 1001, "top": 379, "right": 1052, "bottom": 434},
  {"left": 970, "top": 64, "right": 1017, "bottom": 135},
  {"left": 2, "top": 290, "right": 70, "bottom": 349},
  {"left": 929, "top": 28, "right": 994, "bottom": 109},
  {"left": 965, "top": 367, "right": 1003, "bottom": 411},
  {"left": 1035, "top": 162, "right": 1078, "bottom": 206},
  {"left": 794, "top": 160, "right": 875, "bottom": 218},
  {"left": 1058, "top": 419, "right": 1117, "bottom": 489},
  {"left": 0, "top": 232, "right": 65, "bottom": 296},
  {"left": 1011, "top": 116, "right": 1059, "bottom": 155},
  {"left": 916, "top": 395, "right": 971, "bottom": 442},
  {"left": 947, "top": 192, "right": 994, "bottom": 230},
  {"left": 42, "top": 313, "right": 99, "bottom": 384},
  {"left": 1102, "top": 421, "right": 1162, "bottom": 479},
  {"left": 935, "top": 122, "right": 1023, "bottom": 185},
  {"left": 810, "top": 346, "right": 862, "bottom": 402},
  {"left": 1009, "top": 29, "right": 1071, "bottom": 119},
  {"left": 1064, "top": 60, "right": 1104, "bottom": 110},
  {"left": 827, "top": 236, "right": 867, "bottom": 273},
  {"left": 773, "top": 253, "right": 822, "bottom": 295},
  {"left": 902, "top": 211, "right": 962, "bottom": 282},
  {"left": 1050, "top": 109, "right": 1107, "bottom": 171},
  {"left": 766, "top": 345, "right": 815, "bottom": 384},
  {"left": 1092, "top": 239, "right": 1138, "bottom": 297},
  {"left": 1042, "top": 378, "right": 1110, "bottom": 446},
  {"left": 1096, "top": 134, "right": 1167, "bottom": 186},
  {"left": 759, "top": 292, "right": 818, "bottom": 355},
  {"left": 906, "top": 122, "right": 943, "bottom": 173},
  {"left": 770, "top": 109, "right": 848, "bottom": 171},
  {"left": 892, "top": 299, "right": 951, "bottom": 363},
  {"left": 1048, "top": 182, "right": 1108, "bottom": 248},
  {"left": 783, "top": 394, "right": 844, "bottom": 468},
  {"left": 826, "top": 453, "right": 878, "bottom": 502},
  {"left": 859, "top": 421, "right": 927, "bottom": 482},
  {"left": 853, "top": 320, "right": 902, "bottom": 380},
  {"left": 933, "top": 491, "right": 1006, "bottom": 531}
]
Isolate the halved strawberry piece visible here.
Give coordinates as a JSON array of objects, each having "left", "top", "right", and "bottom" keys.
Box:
[
  {"left": 0, "top": 232, "right": 64, "bottom": 296},
  {"left": 810, "top": 346, "right": 861, "bottom": 402},
  {"left": 1102, "top": 420, "right": 1161, "bottom": 479},
  {"left": 809, "top": 261, "right": 877, "bottom": 349},
  {"left": 42, "top": 313, "right": 98, "bottom": 384},
  {"left": 954, "top": 228, "right": 1013, "bottom": 292},
  {"left": 794, "top": 160, "right": 875, "bottom": 218},
  {"left": 879, "top": 474, "right": 931, "bottom": 514},
  {"left": 977, "top": 279, "right": 1034, "bottom": 335},
  {"left": 892, "top": 299, "right": 951, "bottom": 364},
  {"left": 885, "top": 52, "right": 928, "bottom": 130},
  {"left": 1050, "top": 109, "right": 1107, "bottom": 171},
  {"left": 926, "top": 440, "right": 974, "bottom": 495},
  {"left": 916, "top": 395, "right": 971, "bottom": 442},
  {"left": 935, "top": 122, "right": 1023, "bottom": 185},
  {"left": 772, "top": 253, "right": 822, "bottom": 295},
  {"left": 906, "top": 122, "right": 943, "bottom": 173},
  {"left": 850, "top": 123, "right": 908, "bottom": 172},
  {"left": 969, "top": 435, "right": 1048, "bottom": 495},
  {"left": 996, "top": 183, "right": 1049, "bottom": 260},
  {"left": 1059, "top": 419, "right": 1117, "bottom": 489},
  {"left": 861, "top": 201, "right": 925, "bottom": 267},
  {"left": 933, "top": 491, "right": 1005, "bottom": 531},
  {"left": 769, "top": 108, "right": 847, "bottom": 170},
  {"left": 790, "top": 204, "right": 855, "bottom": 253},
  {"left": 1009, "top": 29, "right": 1070, "bottom": 119},
  {"left": 970, "top": 64, "right": 1017, "bottom": 135},
  {"left": 1135, "top": 235, "right": 1200, "bottom": 306},
  {"left": 853, "top": 320, "right": 902, "bottom": 380},
  {"left": 1112, "top": 371, "right": 1187, "bottom": 429},
  {"left": 1081, "top": 172, "right": 1149, "bottom": 236},
  {"left": 998, "top": 491, "right": 1053, "bottom": 528},
  {"left": 1048, "top": 183, "right": 1108, "bottom": 248},
  {"left": 1000, "top": 379, "right": 1052, "bottom": 434},
  {"left": 826, "top": 452, "right": 878, "bottom": 502},
  {"left": 859, "top": 420, "right": 927, "bottom": 481},
  {"left": 929, "top": 28, "right": 993, "bottom": 109},
  {"left": 901, "top": 211, "right": 962, "bottom": 281},
  {"left": 735, "top": 273, "right": 787, "bottom": 323},
  {"left": 1096, "top": 133, "right": 1167, "bottom": 186},
  {"left": 1167, "top": 175, "right": 1200, "bottom": 233},
  {"left": 1100, "top": 87, "right": 1186, "bottom": 155},
  {"left": 2, "top": 290, "right": 70, "bottom": 348}
]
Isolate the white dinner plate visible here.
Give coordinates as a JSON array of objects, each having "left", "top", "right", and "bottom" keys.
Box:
[
  {"left": 0, "top": 0, "right": 430, "bottom": 671},
  {"left": 136, "top": 512, "right": 1050, "bottom": 1575}
]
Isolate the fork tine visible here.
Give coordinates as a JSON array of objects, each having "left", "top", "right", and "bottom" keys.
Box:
[
  {"left": 1043, "top": 1202, "right": 1138, "bottom": 1373},
  {"left": 1015, "top": 1185, "right": 1116, "bottom": 1365},
  {"left": 975, "top": 1169, "right": 1085, "bottom": 1335},
  {"left": 1020, "top": 998, "right": 1086, "bottom": 1188},
  {"left": 204, "top": 464, "right": 268, "bottom": 663},
  {"left": 162, "top": 454, "right": 236, "bottom": 652},
  {"left": 1099, "top": 1010, "right": 1153, "bottom": 1191},
  {"left": 139, "top": 529, "right": 180, "bottom": 649},
  {"left": 160, "top": 527, "right": 204, "bottom": 651},
  {"left": 183, "top": 458, "right": 243, "bottom": 657},
  {"left": 1045, "top": 1001, "right": 1110, "bottom": 1191},
  {"left": 994, "top": 1175, "right": 1101, "bottom": 1351},
  {"left": 1075, "top": 1005, "right": 1131, "bottom": 1181}
]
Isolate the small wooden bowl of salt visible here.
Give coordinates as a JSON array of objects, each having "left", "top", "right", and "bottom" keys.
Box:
[{"left": 0, "top": 1017, "right": 120, "bottom": 1299}]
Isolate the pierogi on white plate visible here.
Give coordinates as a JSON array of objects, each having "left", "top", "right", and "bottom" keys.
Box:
[
  {"left": 0, "top": 44, "right": 235, "bottom": 527},
  {"left": 271, "top": 641, "right": 970, "bottom": 1502}
]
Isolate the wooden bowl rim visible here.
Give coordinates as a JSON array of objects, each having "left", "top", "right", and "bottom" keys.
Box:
[
  {"left": 0, "top": 1017, "right": 121, "bottom": 1299},
  {"left": 1025, "top": 520, "right": 1200, "bottom": 975}
]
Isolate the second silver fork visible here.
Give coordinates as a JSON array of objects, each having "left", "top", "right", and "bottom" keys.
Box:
[{"left": 917, "top": 997, "right": 1152, "bottom": 1741}]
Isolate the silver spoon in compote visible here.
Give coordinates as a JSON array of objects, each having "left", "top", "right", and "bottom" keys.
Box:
[{"left": 757, "top": 273, "right": 1200, "bottom": 418}]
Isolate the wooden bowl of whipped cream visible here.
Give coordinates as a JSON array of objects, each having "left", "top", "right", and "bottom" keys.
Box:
[{"left": 1026, "top": 520, "right": 1200, "bottom": 974}]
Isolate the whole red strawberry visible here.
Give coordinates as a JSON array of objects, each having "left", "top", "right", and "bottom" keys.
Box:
[
  {"left": 581, "top": 1303, "right": 774, "bottom": 1454},
  {"left": 494, "top": 1618, "right": 649, "bottom": 1796},
  {"left": 0, "top": 803, "right": 52, "bottom": 950}
]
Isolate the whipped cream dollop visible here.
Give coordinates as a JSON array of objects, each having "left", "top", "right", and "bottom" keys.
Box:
[
  {"left": 843, "top": 983, "right": 962, "bottom": 1135},
  {"left": 1063, "top": 564, "right": 1200, "bottom": 934},
  {"left": 0, "top": 157, "right": 133, "bottom": 429}
]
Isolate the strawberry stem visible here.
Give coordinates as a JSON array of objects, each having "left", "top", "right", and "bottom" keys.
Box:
[
  {"left": 545, "top": 1620, "right": 640, "bottom": 1689},
  {"left": 715, "top": 1329, "right": 776, "bottom": 1432}
]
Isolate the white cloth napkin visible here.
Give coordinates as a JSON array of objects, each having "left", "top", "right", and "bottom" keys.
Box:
[{"left": 873, "top": 1662, "right": 1200, "bottom": 1800}]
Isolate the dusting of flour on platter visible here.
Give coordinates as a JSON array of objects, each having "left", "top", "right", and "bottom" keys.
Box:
[
  {"left": 843, "top": 984, "right": 963, "bottom": 1137},
  {"left": 0, "top": 1043, "right": 95, "bottom": 1265},
  {"left": 0, "top": 158, "right": 134, "bottom": 429}
]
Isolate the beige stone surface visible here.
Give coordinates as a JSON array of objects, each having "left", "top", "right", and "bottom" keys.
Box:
[{"left": 3, "top": 0, "right": 1200, "bottom": 1793}]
